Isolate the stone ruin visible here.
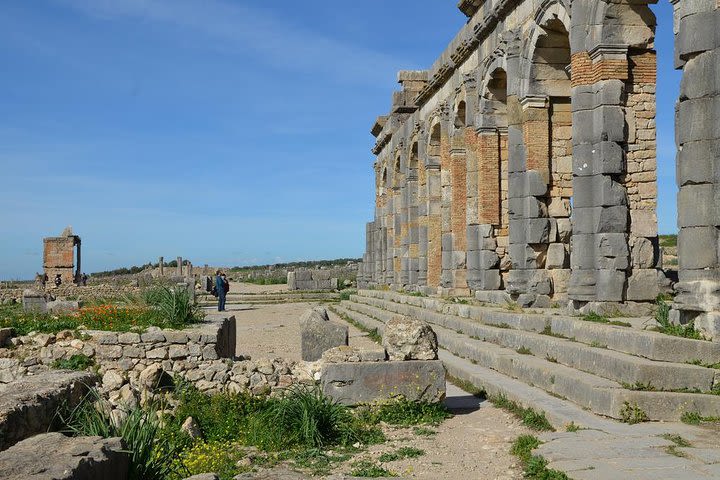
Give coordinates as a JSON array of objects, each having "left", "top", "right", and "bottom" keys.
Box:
[
  {"left": 299, "top": 307, "right": 446, "bottom": 406},
  {"left": 288, "top": 269, "right": 339, "bottom": 291},
  {"left": 43, "top": 226, "right": 81, "bottom": 286},
  {"left": 357, "top": 0, "right": 720, "bottom": 336}
]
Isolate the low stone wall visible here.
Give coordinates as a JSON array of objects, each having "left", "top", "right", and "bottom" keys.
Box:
[
  {"left": 0, "top": 314, "right": 319, "bottom": 443},
  {"left": 0, "top": 284, "right": 142, "bottom": 303},
  {"left": 288, "top": 269, "right": 339, "bottom": 291}
]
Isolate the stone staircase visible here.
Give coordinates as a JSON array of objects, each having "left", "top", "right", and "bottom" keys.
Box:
[{"left": 335, "top": 289, "right": 720, "bottom": 423}]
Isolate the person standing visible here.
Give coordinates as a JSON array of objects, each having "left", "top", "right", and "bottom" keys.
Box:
[{"left": 215, "top": 270, "right": 226, "bottom": 312}]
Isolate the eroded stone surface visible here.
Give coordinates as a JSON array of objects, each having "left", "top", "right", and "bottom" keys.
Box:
[{"left": 382, "top": 315, "right": 438, "bottom": 361}]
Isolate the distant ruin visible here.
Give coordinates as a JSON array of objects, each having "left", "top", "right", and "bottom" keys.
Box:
[{"left": 43, "top": 226, "right": 81, "bottom": 286}]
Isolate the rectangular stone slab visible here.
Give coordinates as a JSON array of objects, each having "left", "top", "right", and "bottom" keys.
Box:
[{"left": 321, "top": 360, "right": 445, "bottom": 405}]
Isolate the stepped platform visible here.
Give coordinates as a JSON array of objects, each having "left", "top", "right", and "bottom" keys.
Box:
[{"left": 335, "top": 290, "right": 720, "bottom": 422}]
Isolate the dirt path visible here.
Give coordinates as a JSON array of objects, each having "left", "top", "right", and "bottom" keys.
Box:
[{"left": 215, "top": 293, "right": 529, "bottom": 478}]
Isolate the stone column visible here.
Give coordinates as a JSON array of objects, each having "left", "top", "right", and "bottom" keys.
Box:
[
  {"left": 159, "top": 256, "right": 164, "bottom": 276},
  {"left": 177, "top": 257, "right": 183, "bottom": 277},
  {"left": 74, "top": 239, "right": 81, "bottom": 284},
  {"left": 426, "top": 164, "right": 442, "bottom": 289},
  {"left": 406, "top": 167, "right": 420, "bottom": 287},
  {"left": 671, "top": 0, "right": 720, "bottom": 339}
]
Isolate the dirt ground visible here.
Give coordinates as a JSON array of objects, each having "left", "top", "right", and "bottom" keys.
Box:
[{"left": 206, "top": 285, "right": 530, "bottom": 479}]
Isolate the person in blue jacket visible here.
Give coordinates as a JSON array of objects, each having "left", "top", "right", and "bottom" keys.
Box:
[{"left": 215, "top": 270, "right": 227, "bottom": 312}]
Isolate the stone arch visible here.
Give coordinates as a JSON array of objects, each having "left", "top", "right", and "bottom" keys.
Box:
[{"left": 427, "top": 120, "right": 442, "bottom": 160}]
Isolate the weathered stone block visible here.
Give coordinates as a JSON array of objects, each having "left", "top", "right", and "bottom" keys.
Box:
[
  {"left": 321, "top": 360, "right": 446, "bottom": 405},
  {"left": 383, "top": 315, "right": 438, "bottom": 361},
  {"left": 679, "top": 226, "right": 718, "bottom": 270},
  {"left": 0, "top": 433, "right": 128, "bottom": 480},
  {"left": 321, "top": 345, "right": 386, "bottom": 363},
  {"left": 627, "top": 269, "right": 660, "bottom": 301},
  {"left": 300, "top": 307, "right": 348, "bottom": 361},
  {"left": 546, "top": 243, "right": 568, "bottom": 269}
]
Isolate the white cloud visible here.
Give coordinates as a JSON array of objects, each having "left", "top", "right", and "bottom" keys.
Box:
[{"left": 54, "top": 0, "right": 404, "bottom": 86}]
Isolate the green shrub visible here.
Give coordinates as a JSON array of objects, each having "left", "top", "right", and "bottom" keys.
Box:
[
  {"left": 246, "top": 385, "right": 376, "bottom": 450},
  {"left": 58, "top": 390, "right": 180, "bottom": 480},
  {"left": 173, "top": 440, "right": 246, "bottom": 479},
  {"left": 143, "top": 285, "right": 204, "bottom": 327},
  {"left": 355, "top": 397, "right": 451, "bottom": 427},
  {"left": 619, "top": 402, "right": 649, "bottom": 424},
  {"left": 655, "top": 298, "right": 703, "bottom": 339},
  {"left": 52, "top": 354, "right": 95, "bottom": 371}
]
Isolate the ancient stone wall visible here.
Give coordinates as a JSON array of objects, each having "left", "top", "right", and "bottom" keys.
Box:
[
  {"left": 43, "top": 227, "right": 81, "bottom": 286},
  {"left": 360, "top": 0, "right": 719, "bottom": 315}
]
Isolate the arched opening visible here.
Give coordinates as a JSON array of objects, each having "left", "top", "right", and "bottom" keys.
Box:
[
  {"left": 428, "top": 123, "right": 442, "bottom": 157},
  {"left": 528, "top": 13, "right": 573, "bottom": 297},
  {"left": 454, "top": 101, "right": 467, "bottom": 129}
]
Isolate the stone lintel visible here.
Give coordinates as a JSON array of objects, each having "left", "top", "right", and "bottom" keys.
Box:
[
  {"left": 589, "top": 44, "right": 629, "bottom": 63},
  {"left": 520, "top": 95, "right": 549, "bottom": 110}
]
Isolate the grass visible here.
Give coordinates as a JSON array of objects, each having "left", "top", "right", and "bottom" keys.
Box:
[
  {"left": 446, "top": 374, "right": 485, "bottom": 397},
  {"left": 0, "top": 283, "right": 203, "bottom": 335},
  {"left": 661, "top": 434, "right": 692, "bottom": 458},
  {"left": 516, "top": 346, "right": 533, "bottom": 355},
  {"left": 680, "top": 411, "right": 720, "bottom": 425},
  {"left": 659, "top": 234, "right": 677, "bottom": 247},
  {"left": 349, "top": 460, "right": 397, "bottom": 477},
  {"left": 52, "top": 353, "right": 95, "bottom": 371},
  {"left": 355, "top": 397, "right": 452, "bottom": 427},
  {"left": 241, "top": 277, "right": 287, "bottom": 285},
  {"left": 329, "top": 308, "right": 382, "bottom": 344},
  {"left": 378, "top": 446, "right": 425, "bottom": 463},
  {"left": 412, "top": 426, "right": 436, "bottom": 436},
  {"left": 565, "top": 422, "right": 581, "bottom": 432},
  {"left": 504, "top": 301, "right": 523, "bottom": 312},
  {"left": 511, "top": 435, "right": 570, "bottom": 480},
  {"left": 490, "top": 394, "right": 554, "bottom": 431},
  {"left": 619, "top": 402, "right": 649, "bottom": 424},
  {"left": 581, "top": 312, "right": 631, "bottom": 327},
  {"left": 540, "top": 324, "right": 568, "bottom": 339},
  {"left": 621, "top": 382, "right": 656, "bottom": 392},
  {"left": 655, "top": 298, "right": 704, "bottom": 340}
]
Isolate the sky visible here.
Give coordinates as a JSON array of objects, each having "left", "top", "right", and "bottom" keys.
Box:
[{"left": 0, "top": 1, "right": 679, "bottom": 280}]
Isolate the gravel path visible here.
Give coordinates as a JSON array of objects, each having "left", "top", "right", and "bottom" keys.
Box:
[{"left": 211, "top": 286, "right": 530, "bottom": 479}]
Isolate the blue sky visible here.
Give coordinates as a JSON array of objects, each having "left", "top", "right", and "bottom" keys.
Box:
[{"left": 0, "top": 1, "right": 678, "bottom": 280}]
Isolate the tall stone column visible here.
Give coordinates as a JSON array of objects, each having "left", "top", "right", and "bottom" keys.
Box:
[
  {"left": 426, "top": 164, "right": 442, "bottom": 289},
  {"left": 159, "top": 257, "right": 164, "bottom": 277},
  {"left": 671, "top": 0, "right": 720, "bottom": 338},
  {"left": 406, "top": 169, "right": 420, "bottom": 287},
  {"left": 74, "top": 240, "right": 81, "bottom": 284},
  {"left": 177, "top": 256, "right": 183, "bottom": 277}
]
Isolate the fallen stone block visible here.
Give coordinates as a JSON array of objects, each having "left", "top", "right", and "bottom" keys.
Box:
[
  {"left": 22, "top": 289, "right": 47, "bottom": 313},
  {"left": 0, "top": 432, "right": 128, "bottom": 480},
  {"left": 47, "top": 300, "right": 81, "bottom": 314},
  {"left": 300, "top": 307, "right": 348, "bottom": 361},
  {"left": 0, "top": 370, "right": 97, "bottom": 450},
  {"left": 383, "top": 315, "right": 438, "bottom": 361},
  {"left": 321, "top": 360, "right": 446, "bottom": 405}
]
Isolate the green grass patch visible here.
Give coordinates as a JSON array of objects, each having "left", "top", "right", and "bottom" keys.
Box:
[
  {"left": 446, "top": 374, "right": 486, "bottom": 397},
  {"left": 52, "top": 353, "right": 95, "bottom": 371},
  {"left": 621, "top": 382, "right": 656, "bottom": 392},
  {"left": 378, "top": 446, "right": 425, "bottom": 463},
  {"left": 349, "top": 460, "right": 397, "bottom": 477},
  {"left": 681, "top": 411, "right": 720, "bottom": 425},
  {"left": 355, "top": 397, "right": 452, "bottom": 427},
  {"left": 412, "top": 426, "right": 437, "bottom": 436},
  {"left": 511, "top": 435, "right": 570, "bottom": 480},
  {"left": 516, "top": 346, "right": 533, "bottom": 355},
  {"left": 490, "top": 394, "right": 554, "bottom": 431},
  {"left": 655, "top": 298, "right": 704, "bottom": 340},
  {"left": 659, "top": 235, "right": 677, "bottom": 247},
  {"left": 619, "top": 402, "right": 649, "bottom": 424},
  {"left": 581, "top": 312, "right": 631, "bottom": 327}
]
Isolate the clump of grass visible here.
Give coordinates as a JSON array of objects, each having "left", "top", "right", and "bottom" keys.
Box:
[
  {"left": 290, "top": 448, "right": 351, "bottom": 476},
  {"left": 504, "top": 301, "right": 523, "bottom": 312},
  {"left": 446, "top": 374, "right": 485, "bottom": 397},
  {"left": 621, "top": 382, "right": 656, "bottom": 392},
  {"left": 681, "top": 411, "right": 720, "bottom": 425},
  {"left": 57, "top": 389, "right": 179, "bottom": 480},
  {"left": 412, "top": 426, "right": 436, "bottom": 436},
  {"left": 655, "top": 298, "right": 704, "bottom": 340},
  {"left": 565, "top": 422, "right": 581, "bottom": 432},
  {"left": 545, "top": 355, "right": 558, "bottom": 363},
  {"left": 541, "top": 324, "right": 568, "bottom": 339},
  {"left": 142, "top": 285, "right": 204, "bottom": 328},
  {"left": 247, "top": 385, "right": 378, "bottom": 450},
  {"left": 582, "top": 312, "right": 631, "bottom": 327},
  {"left": 52, "top": 353, "right": 95, "bottom": 371},
  {"left": 350, "top": 460, "right": 397, "bottom": 477},
  {"left": 356, "top": 397, "right": 452, "bottom": 427},
  {"left": 378, "top": 446, "right": 425, "bottom": 463},
  {"left": 490, "top": 394, "right": 554, "bottom": 431},
  {"left": 619, "top": 402, "right": 649, "bottom": 424},
  {"left": 511, "top": 435, "right": 569, "bottom": 480},
  {"left": 516, "top": 346, "right": 532, "bottom": 355}
]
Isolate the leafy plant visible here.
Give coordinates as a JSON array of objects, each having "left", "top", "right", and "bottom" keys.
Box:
[
  {"left": 619, "top": 402, "right": 648, "bottom": 424},
  {"left": 355, "top": 397, "right": 452, "bottom": 427},
  {"left": 350, "top": 460, "right": 397, "bottom": 477},
  {"left": 52, "top": 353, "right": 95, "bottom": 371},
  {"left": 378, "top": 446, "right": 425, "bottom": 463},
  {"left": 655, "top": 298, "right": 704, "bottom": 340},
  {"left": 490, "top": 394, "right": 554, "bottom": 431},
  {"left": 516, "top": 346, "right": 532, "bottom": 355},
  {"left": 57, "top": 389, "right": 180, "bottom": 480},
  {"left": 143, "top": 285, "right": 204, "bottom": 327}
]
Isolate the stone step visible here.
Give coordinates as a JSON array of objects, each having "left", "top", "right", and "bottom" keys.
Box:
[
  {"left": 339, "top": 301, "right": 720, "bottom": 422},
  {"left": 355, "top": 289, "right": 720, "bottom": 365},
  {"left": 341, "top": 299, "right": 715, "bottom": 392}
]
